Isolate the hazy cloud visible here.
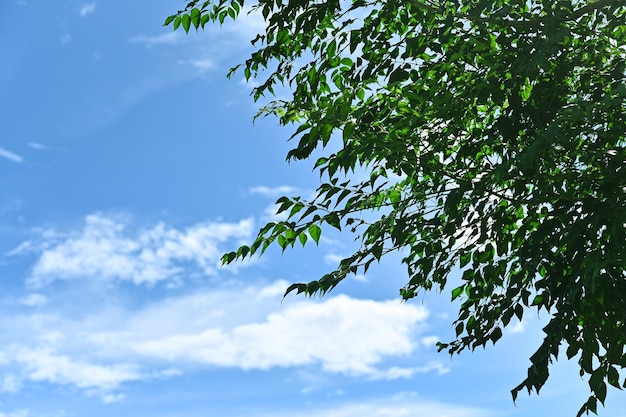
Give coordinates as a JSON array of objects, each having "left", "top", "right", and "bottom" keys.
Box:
[
  {"left": 19, "top": 294, "right": 47, "bottom": 308},
  {"left": 178, "top": 59, "right": 215, "bottom": 72},
  {"left": 27, "top": 142, "right": 47, "bottom": 150},
  {"left": 323, "top": 253, "right": 344, "bottom": 265},
  {"left": 129, "top": 32, "right": 183, "bottom": 47},
  {"left": 0, "top": 410, "right": 29, "bottom": 417},
  {"left": 0, "top": 374, "right": 20, "bottom": 393},
  {"left": 79, "top": 3, "right": 96, "bottom": 17}
]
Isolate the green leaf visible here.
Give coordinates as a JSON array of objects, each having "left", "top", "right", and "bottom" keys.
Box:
[
  {"left": 314, "top": 157, "right": 328, "bottom": 169},
  {"left": 531, "top": 295, "right": 543, "bottom": 306},
  {"left": 607, "top": 366, "right": 620, "bottom": 389},
  {"left": 164, "top": 15, "right": 176, "bottom": 26},
  {"left": 343, "top": 122, "right": 355, "bottom": 142},
  {"left": 236, "top": 245, "right": 250, "bottom": 259},
  {"left": 490, "top": 327, "right": 502, "bottom": 344},
  {"left": 190, "top": 8, "right": 201, "bottom": 29},
  {"left": 182, "top": 14, "right": 191, "bottom": 32},
  {"left": 308, "top": 224, "right": 321, "bottom": 244},
  {"left": 325, "top": 212, "right": 341, "bottom": 230},
  {"left": 173, "top": 16, "right": 182, "bottom": 31},
  {"left": 451, "top": 285, "right": 464, "bottom": 301},
  {"left": 455, "top": 322, "right": 464, "bottom": 336},
  {"left": 221, "top": 251, "right": 236, "bottom": 264},
  {"left": 371, "top": 243, "right": 383, "bottom": 260},
  {"left": 284, "top": 283, "right": 307, "bottom": 297},
  {"left": 459, "top": 251, "right": 471, "bottom": 268}
]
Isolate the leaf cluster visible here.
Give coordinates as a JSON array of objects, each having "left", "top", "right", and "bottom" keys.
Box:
[{"left": 166, "top": 0, "right": 626, "bottom": 414}]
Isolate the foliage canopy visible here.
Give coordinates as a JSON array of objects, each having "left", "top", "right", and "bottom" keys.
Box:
[{"left": 166, "top": 0, "right": 626, "bottom": 414}]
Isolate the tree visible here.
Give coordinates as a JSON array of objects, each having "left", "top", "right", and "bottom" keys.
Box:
[{"left": 165, "top": 0, "right": 626, "bottom": 415}]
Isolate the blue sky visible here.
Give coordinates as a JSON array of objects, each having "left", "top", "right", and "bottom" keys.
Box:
[{"left": 0, "top": 1, "right": 625, "bottom": 416}]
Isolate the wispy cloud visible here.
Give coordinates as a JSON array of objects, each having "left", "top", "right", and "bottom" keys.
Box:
[
  {"left": 0, "top": 147, "right": 23, "bottom": 163},
  {"left": 60, "top": 33, "right": 72, "bottom": 44},
  {"left": 79, "top": 3, "right": 96, "bottom": 17},
  {"left": 27, "top": 142, "right": 47, "bottom": 150},
  {"left": 129, "top": 32, "right": 183, "bottom": 47},
  {"left": 11, "top": 213, "right": 254, "bottom": 287}
]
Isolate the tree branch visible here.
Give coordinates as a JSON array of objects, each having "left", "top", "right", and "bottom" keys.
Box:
[
  {"left": 407, "top": 0, "right": 622, "bottom": 29},
  {"left": 570, "top": 0, "right": 620, "bottom": 20}
]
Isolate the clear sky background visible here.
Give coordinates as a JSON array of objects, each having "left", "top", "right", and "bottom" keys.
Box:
[{"left": 0, "top": 1, "right": 625, "bottom": 416}]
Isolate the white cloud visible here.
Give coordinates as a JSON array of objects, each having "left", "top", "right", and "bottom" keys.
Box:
[
  {"left": 0, "top": 374, "right": 20, "bottom": 393},
  {"left": 19, "top": 294, "right": 47, "bottom": 307},
  {"left": 507, "top": 319, "right": 525, "bottom": 334},
  {"left": 178, "top": 59, "right": 215, "bottom": 72},
  {"left": 131, "top": 294, "right": 428, "bottom": 376},
  {"left": 15, "top": 348, "right": 140, "bottom": 392},
  {"left": 0, "top": 410, "right": 29, "bottom": 417},
  {"left": 352, "top": 274, "right": 367, "bottom": 282},
  {"left": 14, "top": 213, "right": 254, "bottom": 287},
  {"left": 100, "top": 393, "right": 125, "bottom": 403},
  {"left": 420, "top": 335, "right": 439, "bottom": 348},
  {"left": 129, "top": 32, "right": 183, "bottom": 47},
  {"left": 323, "top": 253, "right": 343, "bottom": 265},
  {"left": 0, "top": 281, "right": 437, "bottom": 399},
  {"left": 250, "top": 185, "right": 298, "bottom": 198},
  {"left": 79, "top": 3, "right": 96, "bottom": 17},
  {"left": 0, "top": 147, "right": 23, "bottom": 163}
]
